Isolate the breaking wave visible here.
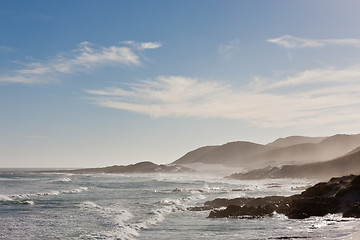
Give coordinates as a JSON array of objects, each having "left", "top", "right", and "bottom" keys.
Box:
[
  {"left": 50, "top": 177, "right": 72, "bottom": 183},
  {"left": 0, "top": 195, "right": 13, "bottom": 201},
  {"left": 8, "top": 186, "right": 88, "bottom": 200},
  {"left": 81, "top": 201, "right": 136, "bottom": 240},
  {"left": 80, "top": 190, "right": 205, "bottom": 240}
]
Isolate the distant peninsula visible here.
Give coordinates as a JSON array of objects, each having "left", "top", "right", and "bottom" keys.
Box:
[{"left": 42, "top": 161, "right": 192, "bottom": 174}]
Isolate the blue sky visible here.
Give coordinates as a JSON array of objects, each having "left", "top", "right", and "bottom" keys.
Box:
[{"left": 1, "top": 0, "right": 360, "bottom": 168}]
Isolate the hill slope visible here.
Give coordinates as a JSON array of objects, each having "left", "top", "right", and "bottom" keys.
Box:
[
  {"left": 245, "top": 134, "right": 360, "bottom": 167},
  {"left": 227, "top": 147, "right": 360, "bottom": 180},
  {"left": 267, "top": 136, "right": 326, "bottom": 148},
  {"left": 173, "top": 134, "right": 360, "bottom": 169},
  {"left": 173, "top": 141, "right": 274, "bottom": 166}
]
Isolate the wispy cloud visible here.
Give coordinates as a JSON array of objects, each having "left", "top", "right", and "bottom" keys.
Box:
[
  {"left": 0, "top": 41, "right": 160, "bottom": 84},
  {"left": 121, "top": 41, "right": 162, "bottom": 50},
  {"left": 85, "top": 67, "right": 360, "bottom": 128},
  {"left": 267, "top": 35, "right": 360, "bottom": 49},
  {"left": 218, "top": 39, "right": 240, "bottom": 60},
  {"left": 0, "top": 46, "right": 15, "bottom": 53}
]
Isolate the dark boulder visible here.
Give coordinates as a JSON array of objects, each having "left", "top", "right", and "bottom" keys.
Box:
[
  {"left": 193, "top": 174, "right": 360, "bottom": 219},
  {"left": 209, "top": 204, "right": 276, "bottom": 218},
  {"left": 286, "top": 197, "right": 339, "bottom": 219}
]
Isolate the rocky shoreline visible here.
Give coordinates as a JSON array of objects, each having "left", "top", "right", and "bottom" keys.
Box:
[{"left": 190, "top": 175, "right": 360, "bottom": 219}]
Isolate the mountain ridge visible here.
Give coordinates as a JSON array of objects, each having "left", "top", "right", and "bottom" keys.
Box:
[
  {"left": 173, "top": 134, "right": 360, "bottom": 170},
  {"left": 266, "top": 135, "right": 327, "bottom": 148}
]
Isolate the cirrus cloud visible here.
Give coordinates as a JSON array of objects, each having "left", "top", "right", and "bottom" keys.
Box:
[
  {"left": 0, "top": 41, "right": 160, "bottom": 84},
  {"left": 0, "top": 46, "right": 15, "bottom": 53},
  {"left": 84, "top": 66, "right": 360, "bottom": 129},
  {"left": 218, "top": 39, "right": 240, "bottom": 60},
  {"left": 267, "top": 35, "right": 360, "bottom": 49}
]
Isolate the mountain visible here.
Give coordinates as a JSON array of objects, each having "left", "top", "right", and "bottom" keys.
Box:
[
  {"left": 244, "top": 134, "right": 360, "bottom": 167},
  {"left": 171, "top": 146, "right": 218, "bottom": 165},
  {"left": 344, "top": 146, "right": 360, "bottom": 156},
  {"left": 173, "top": 134, "right": 360, "bottom": 169},
  {"left": 227, "top": 146, "right": 360, "bottom": 180},
  {"left": 173, "top": 141, "right": 274, "bottom": 166},
  {"left": 267, "top": 136, "right": 326, "bottom": 148}
]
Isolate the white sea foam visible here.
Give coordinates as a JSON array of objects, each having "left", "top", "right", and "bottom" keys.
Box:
[
  {"left": 133, "top": 200, "right": 184, "bottom": 230},
  {"left": 132, "top": 193, "right": 203, "bottom": 233},
  {"left": 169, "top": 184, "right": 229, "bottom": 195},
  {"left": 50, "top": 177, "right": 72, "bottom": 183},
  {"left": 0, "top": 195, "right": 35, "bottom": 205},
  {"left": 21, "top": 200, "right": 35, "bottom": 205},
  {"left": 206, "top": 185, "right": 228, "bottom": 193},
  {"left": 0, "top": 195, "right": 13, "bottom": 201},
  {"left": 82, "top": 201, "right": 136, "bottom": 240},
  {"left": 62, "top": 186, "right": 88, "bottom": 193},
  {"left": 9, "top": 186, "right": 88, "bottom": 200},
  {"left": 82, "top": 201, "right": 132, "bottom": 219}
]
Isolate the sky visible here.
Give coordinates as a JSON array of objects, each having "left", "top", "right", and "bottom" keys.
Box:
[{"left": 1, "top": 0, "right": 360, "bottom": 168}]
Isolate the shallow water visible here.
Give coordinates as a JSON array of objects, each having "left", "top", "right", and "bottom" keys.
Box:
[{"left": 0, "top": 170, "right": 359, "bottom": 239}]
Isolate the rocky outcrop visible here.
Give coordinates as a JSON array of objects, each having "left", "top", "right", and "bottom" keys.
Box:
[{"left": 190, "top": 175, "right": 360, "bottom": 219}]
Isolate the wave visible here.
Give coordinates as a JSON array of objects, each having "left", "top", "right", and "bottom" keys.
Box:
[
  {"left": 0, "top": 195, "right": 13, "bottom": 201},
  {"left": 167, "top": 184, "right": 229, "bottom": 195},
  {"left": 50, "top": 177, "right": 72, "bottom": 183},
  {"left": 0, "top": 195, "right": 34, "bottom": 205},
  {"left": 80, "top": 190, "right": 204, "bottom": 240},
  {"left": 131, "top": 198, "right": 186, "bottom": 232},
  {"left": 62, "top": 186, "right": 88, "bottom": 194},
  {"left": 132, "top": 191, "right": 206, "bottom": 232},
  {"left": 8, "top": 186, "right": 88, "bottom": 200},
  {"left": 18, "top": 200, "right": 35, "bottom": 205},
  {"left": 81, "top": 201, "right": 136, "bottom": 240}
]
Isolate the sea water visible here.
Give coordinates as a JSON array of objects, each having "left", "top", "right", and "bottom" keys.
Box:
[{"left": 0, "top": 169, "right": 359, "bottom": 240}]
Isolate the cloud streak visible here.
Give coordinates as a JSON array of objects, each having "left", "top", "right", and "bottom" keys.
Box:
[
  {"left": 0, "top": 46, "right": 15, "bottom": 53},
  {"left": 267, "top": 35, "right": 360, "bottom": 49},
  {"left": 85, "top": 66, "right": 360, "bottom": 129},
  {"left": 218, "top": 39, "right": 240, "bottom": 60},
  {"left": 0, "top": 41, "right": 160, "bottom": 84}
]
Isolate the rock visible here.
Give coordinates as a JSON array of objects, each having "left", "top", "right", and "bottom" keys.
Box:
[
  {"left": 343, "top": 202, "right": 360, "bottom": 218},
  {"left": 286, "top": 197, "right": 339, "bottom": 219},
  {"left": 193, "top": 174, "right": 360, "bottom": 219},
  {"left": 209, "top": 204, "right": 275, "bottom": 218},
  {"left": 188, "top": 206, "right": 213, "bottom": 211}
]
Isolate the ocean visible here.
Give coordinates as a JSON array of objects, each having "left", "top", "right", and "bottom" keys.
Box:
[{"left": 0, "top": 169, "right": 359, "bottom": 240}]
